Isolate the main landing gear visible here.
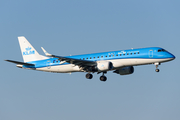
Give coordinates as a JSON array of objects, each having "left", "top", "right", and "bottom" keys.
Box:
[
  {"left": 85, "top": 72, "right": 107, "bottom": 82},
  {"left": 154, "top": 63, "right": 160, "bottom": 72},
  {"left": 100, "top": 72, "right": 107, "bottom": 82},
  {"left": 86, "top": 73, "right": 93, "bottom": 79}
]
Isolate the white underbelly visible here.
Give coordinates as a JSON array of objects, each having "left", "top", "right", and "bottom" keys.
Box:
[
  {"left": 36, "top": 64, "right": 81, "bottom": 73},
  {"left": 109, "top": 58, "right": 172, "bottom": 68},
  {"left": 35, "top": 58, "right": 172, "bottom": 73}
]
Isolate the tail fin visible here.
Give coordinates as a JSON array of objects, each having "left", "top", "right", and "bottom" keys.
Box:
[{"left": 18, "top": 36, "right": 48, "bottom": 62}]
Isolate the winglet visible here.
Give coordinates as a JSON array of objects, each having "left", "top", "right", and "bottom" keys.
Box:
[{"left": 41, "top": 47, "right": 52, "bottom": 57}]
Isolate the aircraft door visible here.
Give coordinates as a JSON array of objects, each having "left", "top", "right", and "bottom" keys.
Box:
[
  {"left": 149, "top": 50, "right": 153, "bottom": 58},
  {"left": 47, "top": 60, "right": 51, "bottom": 69}
]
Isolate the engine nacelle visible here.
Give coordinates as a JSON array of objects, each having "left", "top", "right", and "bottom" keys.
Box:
[
  {"left": 97, "top": 61, "right": 113, "bottom": 71},
  {"left": 114, "top": 66, "right": 134, "bottom": 75}
]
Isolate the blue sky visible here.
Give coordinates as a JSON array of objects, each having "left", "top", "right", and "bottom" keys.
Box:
[{"left": 1, "top": 0, "right": 180, "bottom": 120}]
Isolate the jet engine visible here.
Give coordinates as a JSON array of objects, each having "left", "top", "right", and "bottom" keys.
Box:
[
  {"left": 113, "top": 66, "right": 134, "bottom": 75},
  {"left": 96, "top": 61, "right": 113, "bottom": 71}
]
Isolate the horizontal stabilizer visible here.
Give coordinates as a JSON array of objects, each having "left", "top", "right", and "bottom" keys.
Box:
[{"left": 5, "top": 60, "right": 35, "bottom": 66}]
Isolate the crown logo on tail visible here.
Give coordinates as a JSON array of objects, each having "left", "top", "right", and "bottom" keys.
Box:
[{"left": 23, "top": 47, "right": 35, "bottom": 55}]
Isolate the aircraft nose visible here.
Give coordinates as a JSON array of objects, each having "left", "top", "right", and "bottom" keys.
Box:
[{"left": 170, "top": 53, "right": 175, "bottom": 60}]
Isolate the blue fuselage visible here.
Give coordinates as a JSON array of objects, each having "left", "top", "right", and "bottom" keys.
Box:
[{"left": 25, "top": 47, "right": 175, "bottom": 69}]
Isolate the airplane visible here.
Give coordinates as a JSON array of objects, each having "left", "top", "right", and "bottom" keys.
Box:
[{"left": 5, "top": 36, "right": 175, "bottom": 81}]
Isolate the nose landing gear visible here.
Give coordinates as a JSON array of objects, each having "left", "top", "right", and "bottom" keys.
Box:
[
  {"left": 154, "top": 63, "right": 160, "bottom": 72},
  {"left": 155, "top": 68, "right": 160, "bottom": 72}
]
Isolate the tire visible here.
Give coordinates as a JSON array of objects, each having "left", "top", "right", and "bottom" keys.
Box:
[
  {"left": 155, "top": 69, "right": 160, "bottom": 72},
  {"left": 86, "top": 73, "right": 93, "bottom": 79},
  {"left": 100, "top": 76, "right": 107, "bottom": 81}
]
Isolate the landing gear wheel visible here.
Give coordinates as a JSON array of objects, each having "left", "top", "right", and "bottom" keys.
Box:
[
  {"left": 154, "top": 63, "right": 160, "bottom": 73},
  {"left": 155, "top": 69, "right": 160, "bottom": 72},
  {"left": 100, "top": 76, "right": 107, "bottom": 81},
  {"left": 86, "top": 73, "right": 93, "bottom": 79}
]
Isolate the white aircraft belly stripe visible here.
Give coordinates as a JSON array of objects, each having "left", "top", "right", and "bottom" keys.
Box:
[{"left": 34, "top": 58, "right": 173, "bottom": 73}]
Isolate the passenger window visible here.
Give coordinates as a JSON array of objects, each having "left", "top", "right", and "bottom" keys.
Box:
[
  {"left": 83, "top": 58, "right": 85, "bottom": 60},
  {"left": 123, "top": 54, "right": 125, "bottom": 56},
  {"left": 94, "top": 57, "right": 95, "bottom": 59},
  {"left": 113, "top": 55, "right": 114, "bottom": 57},
  {"left": 134, "top": 53, "right": 136, "bottom": 54},
  {"left": 87, "top": 58, "right": 88, "bottom": 59},
  {"left": 97, "top": 56, "right": 99, "bottom": 58},
  {"left": 90, "top": 57, "right": 92, "bottom": 59},
  {"left": 138, "top": 52, "right": 139, "bottom": 54},
  {"left": 120, "top": 54, "right": 122, "bottom": 56},
  {"left": 109, "top": 55, "right": 111, "bottom": 57},
  {"left": 116, "top": 54, "right": 118, "bottom": 56},
  {"left": 131, "top": 53, "right": 132, "bottom": 55},
  {"left": 127, "top": 53, "right": 129, "bottom": 55},
  {"left": 106, "top": 55, "right": 107, "bottom": 57}
]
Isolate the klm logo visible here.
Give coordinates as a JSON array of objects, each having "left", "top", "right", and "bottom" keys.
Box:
[
  {"left": 23, "top": 47, "right": 35, "bottom": 55},
  {"left": 101, "top": 64, "right": 105, "bottom": 68},
  {"left": 118, "top": 51, "right": 126, "bottom": 54}
]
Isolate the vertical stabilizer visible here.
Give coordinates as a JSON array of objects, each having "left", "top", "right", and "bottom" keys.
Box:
[{"left": 18, "top": 36, "right": 48, "bottom": 62}]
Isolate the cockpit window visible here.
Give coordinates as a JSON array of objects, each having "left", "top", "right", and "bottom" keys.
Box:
[
  {"left": 158, "top": 49, "right": 162, "bottom": 52},
  {"left": 158, "top": 49, "right": 167, "bottom": 52},
  {"left": 162, "top": 49, "right": 167, "bottom": 52}
]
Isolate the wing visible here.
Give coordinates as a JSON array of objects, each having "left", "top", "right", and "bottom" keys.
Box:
[
  {"left": 41, "top": 47, "right": 96, "bottom": 66},
  {"left": 5, "top": 60, "right": 35, "bottom": 66}
]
